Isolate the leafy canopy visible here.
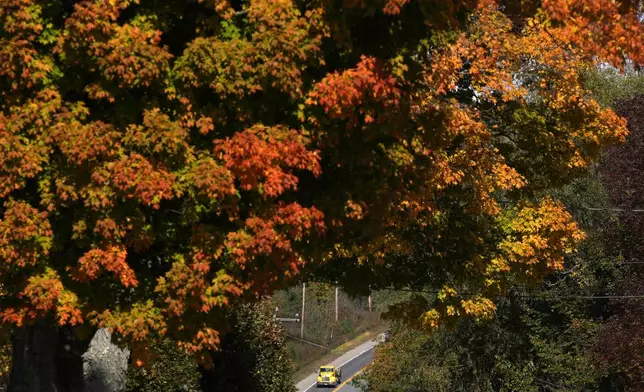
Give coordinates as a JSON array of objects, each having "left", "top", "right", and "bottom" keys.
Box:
[
  {"left": 361, "top": 170, "right": 626, "bottom": 392},
  {"left": 0, "top": 0, "right": 641, "bottom": 363}
]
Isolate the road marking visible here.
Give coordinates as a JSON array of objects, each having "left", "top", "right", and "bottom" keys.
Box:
[
  {"left": 333, "top": 365, "right": 368, "bottom": 391},
  {"left": 302, "top": 346, "right": 375, "bottom": 392}
]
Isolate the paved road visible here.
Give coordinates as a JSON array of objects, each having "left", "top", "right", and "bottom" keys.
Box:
[
  {"left": 296, "top": 334, "right": 382, "bottom": 392},
  {"left": 303, "top": 347, "right": 374, "bottom": 392},
  {"left": 331, "top": 347, "right": 373, "bottom": 392}
]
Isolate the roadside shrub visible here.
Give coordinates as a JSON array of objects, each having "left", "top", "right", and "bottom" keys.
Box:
[{"left": 126, "top": 339, "right": 201, "bottom": 392}]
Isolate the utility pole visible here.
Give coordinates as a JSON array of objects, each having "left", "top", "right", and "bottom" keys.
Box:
[
  {"left": 335, "top": 286, "right": 339, "bottom": 322},
  {"left": 301, "top": 283, "right": 306, "bottom": 339}
]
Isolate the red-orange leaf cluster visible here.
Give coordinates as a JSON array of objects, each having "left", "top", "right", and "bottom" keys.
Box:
[
  {"left": 110, "top": 154, "right": 176, "bottom": 208},
  {"left": 0, "top": 200, "right": 51, "bottom": 269},
  {"left": 225, "top": 203, "right": 324, "bottom": 280},
  {"left": 187, "top": 157, "right": 236, "bottom": 201},
  {"left": 216, "top": 125, "right": 321, "bottom": 197},
  {"left": 75, "top": 246, "right": 137, "bottom": 288},
  {"left": 541, "top": 0, "right": 644, "bottom": 67},
  {"left": 60, "top": 0, "right": 172, "bottom": 88},
  {"left": 52, "top": 120, "right": 121, "bottom": 165},
  {"left": 308, "top": 55, "right": 401, "bottom": 126},
  {"left": 0, "top": 118, "right": 47, "bottom": 197},
  {"left": 1, "top": 268, "right": 82, "bottom": 327}
]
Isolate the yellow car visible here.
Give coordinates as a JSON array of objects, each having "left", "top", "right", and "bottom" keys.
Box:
[{"left": 316, "top": 365, "right": 342, "bottom": 387}]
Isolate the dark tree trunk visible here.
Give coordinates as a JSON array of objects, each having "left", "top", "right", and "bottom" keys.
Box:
[
  {"left": 7, "top": 324, "right": 128, "bottom": 392},
  {"left": 8, "top": 319, "right": 59, "bottom": 392},
  {"left": 57, "top": 326, "right": 89, "bottom": 392}
]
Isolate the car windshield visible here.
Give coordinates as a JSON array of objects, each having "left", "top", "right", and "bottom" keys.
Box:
[{"left": 320, "top": 367, "right": 334, "bottom": 373}]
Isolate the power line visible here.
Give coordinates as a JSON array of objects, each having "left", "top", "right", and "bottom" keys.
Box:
[
  {"left": 283, "top": 334, "right": 330, "bottom": 350},
  {"left": 308, "top": 280, "right": 644, "bottom": 300},
  {"left": 527, "top": 295, "right": 644, "bottom": 300},
  {"left": 579, "top": 206, "right": 644, "bottom": 212},
  {"left": 497, "top": 201, "right": 644, "bottom": 213},
  {"left": 377, "top": 287, "right": 644, "bottom": 300}
]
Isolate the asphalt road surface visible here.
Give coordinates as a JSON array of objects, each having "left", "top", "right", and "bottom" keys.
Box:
[{"left": 306, "top": 347, "right": 374, "bottom": 392}]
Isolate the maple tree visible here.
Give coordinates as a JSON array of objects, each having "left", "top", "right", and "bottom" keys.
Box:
[{"left": 0, "top": 0, "right": 641, "bottom": 375}]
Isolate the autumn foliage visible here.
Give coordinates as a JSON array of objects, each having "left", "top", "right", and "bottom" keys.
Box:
[{"left": 0, "top": 0, "right": 641, "bottom": 363}]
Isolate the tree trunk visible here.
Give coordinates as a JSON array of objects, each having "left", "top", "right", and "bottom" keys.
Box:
[
  {"left": 82, "top": 329, "right": 129, "bottom": 392},
  {"left": 8, "top": 319, "right": 59, "bottom": 392},
  {"left": 8, "top": 324, "right": 128, "bottom": 392}
]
